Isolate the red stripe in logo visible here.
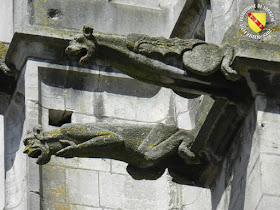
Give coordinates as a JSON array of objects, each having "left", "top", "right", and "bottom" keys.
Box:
[{"left": 248, "top": 13, "right": 264, "bottom": 30}]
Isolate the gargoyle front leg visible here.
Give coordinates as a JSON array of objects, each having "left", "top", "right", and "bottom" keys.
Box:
[
  {"left": 55, "top": 131, "right": 123, "bottom": 158},
  {"left": 221, "top": 44, "right": 240, "bottom": 81}
]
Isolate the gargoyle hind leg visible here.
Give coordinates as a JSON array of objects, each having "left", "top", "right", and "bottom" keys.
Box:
[
  {"left": 137, "top": 124, "right": 195, "bottom": 166},
  {"left": 221, "top": 44, "right": 240, "bottom": 81}
]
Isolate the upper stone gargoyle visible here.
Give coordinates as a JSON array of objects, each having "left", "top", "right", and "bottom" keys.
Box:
[{"left": 65, "top": 26, "right": 246, "bottom": 101}]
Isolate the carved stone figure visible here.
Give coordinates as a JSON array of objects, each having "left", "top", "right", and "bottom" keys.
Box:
[
  {"left": 66, "top": 26, "right": 238, "bottom": 81},
  {"left": 24, "top": 123, "right": 213, "bottom": 183},
  {"left": 65, "top": 26, "right": 250, "bottom": 102}
]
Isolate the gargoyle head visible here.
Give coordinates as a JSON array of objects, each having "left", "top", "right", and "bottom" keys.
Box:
[
  {"left": 23, "top": 127, "right": 51, "bottom": 165},
  {"left": 65, "top": 25, "right": 97, "bottom": 66}
]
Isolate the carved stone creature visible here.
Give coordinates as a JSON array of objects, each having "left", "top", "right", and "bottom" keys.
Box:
[
  {"left": 66, "top": 26, "right": 239, "bottom": 82},
  {"left": 65, "top": 26, "right": 247, "bottom": 101},
  {"left": 65, "top": 26, "right": 97, "bottom": 66},
  {"left": 24, "top": 123, "right": 211, "bottom": 183}
]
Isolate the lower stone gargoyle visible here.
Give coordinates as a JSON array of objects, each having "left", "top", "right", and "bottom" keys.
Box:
[{"left": 24, "top": 123, "right": 214, "bottom": 185}]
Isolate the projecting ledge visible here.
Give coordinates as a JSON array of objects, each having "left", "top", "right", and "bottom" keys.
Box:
[{"left": 5, "top": 32, "right": 280, "bottom": 100}]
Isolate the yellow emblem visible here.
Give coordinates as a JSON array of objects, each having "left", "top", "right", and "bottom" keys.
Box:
[{"left": 248, "top": 13, "right": 266, "bottom": 33}]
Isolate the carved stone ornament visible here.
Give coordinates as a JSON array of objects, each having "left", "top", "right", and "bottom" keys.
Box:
[
  {"left": 24, "top": 123, "right": 218, "bottom": 183},
  {"left": 64, "top": 26, "right": 252, "bottom": 102},
  {"left": 23, "top": 26, "right": 252, "bottom": 186}
]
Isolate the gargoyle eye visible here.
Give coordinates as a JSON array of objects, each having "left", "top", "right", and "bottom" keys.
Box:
[
  {"left": 24, "top": 139, "right": 30, "bottom": 146},
  {"left": 74, "top": 35, "right": 84, "bottom": 42}
]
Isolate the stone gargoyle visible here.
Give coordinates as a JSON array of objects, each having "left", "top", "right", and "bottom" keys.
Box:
[
  {"left": 65, "top": 26, "right": 247, "bottom": 101},
  {"left": 23, "top": 122, "right": 217, "bottom": 185}
]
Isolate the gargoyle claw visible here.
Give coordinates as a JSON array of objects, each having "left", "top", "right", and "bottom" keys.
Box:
[{"left": 56, "top": 146, "right": 77, "bottom": 158}]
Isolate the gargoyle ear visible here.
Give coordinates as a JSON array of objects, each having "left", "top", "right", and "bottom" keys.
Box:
[
  {"left": 33, "top": 126, "right": 42, "bottom": 135},
  {"left": 83, "top": 25, "right": 94, "bottom": 38}
]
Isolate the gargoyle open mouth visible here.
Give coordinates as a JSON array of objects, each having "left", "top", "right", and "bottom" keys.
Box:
[
  {"left": 24, "top": 147, "right": 42, "bottom": 158},
  {"left": 65, "top": 46, "right": 88, "bottom": 61},
  {"left": 23, "top": 140, "right": 51, "bottom": 165}
]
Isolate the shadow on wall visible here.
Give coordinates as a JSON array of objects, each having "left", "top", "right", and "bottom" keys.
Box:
[
  {"left": 4, "top": 91, "right": 26, "bottom": 171},
  {"left": 39, "top": 67, "right": 161, "bottom": 98},
  {"left": 211, "top": 103, "right": 256, "bottom": 210}
]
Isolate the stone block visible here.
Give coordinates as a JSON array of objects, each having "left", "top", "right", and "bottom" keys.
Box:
[
  {"left": 100, "top": 172, "right": 170, "bottom": 210},
  {"left": 5, "top": 151, "right": 27, "bottom": 209},
  {"left": 99, "top": 172, "right": 126, "bottom": 209},
  {"left": 261, "top": 154, "right": 280, "bottom": 196},
  {"left": 42, "top": 165, "right": 66, "bottom": 203},
  {"left": 24, "top": 63, "right": 39, "bottom": 102},
  {"left": 65, "top": 89, "right": 94, "bottom": 115},
  {"left": 210, "top": 0, "right": 239, "bottom": 44},
  {"left": 49, "top": 156, "right": 111, "bottom": 172},
  {"left": 100, "top": 88, "right": 172, "bottom": 122},
  {"left": 123, "top": 174, "right": 170, "bottom": 210},
  {"left": 65, "top": 168, "right": 99, "bottom": 207},
  {"left": 40, "top": 82, "right": 65, "bottom": 110},
  {"left": 42, "top": 201, "right": 103, "bottom": 210},
  {"left": 28, "top": 0, "right": 185, "bottom": 37},
  {"left": 28, "top": 158, "right": 40, "bottom": 193},
  {"left": 71, "top": 113, "right": 97, "bottom": 123},
  {"left": 111, "top": 160, "right": 128, "bottom": 175},
  {"left": 181, "top": 186, "right": 211, "bottom": 210},
  {"left": 0, "top": 0, "right": 13, "bottom": 42},
  {"left": 177, "top": 113, "right": 193, "bottom": 130},
  {"left": 258, "top": 121, "right": 280, "bottom": 155},
  {"left": 256, "top": 195, "right": 280, "bottom": 210},
  {"left": 25, "top": 100, "right": 40, "bottom": 130},
  {"left": 29, "top": 191, "right": 40, "bottom": 210}
]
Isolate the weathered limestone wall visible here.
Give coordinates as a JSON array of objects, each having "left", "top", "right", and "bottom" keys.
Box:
[
  {"left": 211, "top": 97, "right": 280, "bottom": 210},
  {"left": 0, "top": 0, "right": 13, "bottom": 42},
  {"left": 13, "top": 0, "right": 186, "bottom": 38}
]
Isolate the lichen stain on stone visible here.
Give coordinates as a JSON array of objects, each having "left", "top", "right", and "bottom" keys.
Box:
[
  {"left": 232, "top": 37, "right": 238, "bottom": 43},
  {"left": 43, "top": 165, "right": 66, "bottom": 200},
  {"left": 33, "top": 0, "right": 59, "bottom": 26},
  {"left": 274, "top": 53, "right": 280, "bottom": 58},
  {"left": 238, "top": 28, "right": 246, "bottom": 35},
  {"left": 273, "top": 25, "right": 280, "bottom": 31},
  {"left": 0, "top": 42, "right": 8, "bottom": 60},
  {"left": 94, "top": 130, "right": 115, "bottom": 138},
  {"left": 251, "top": 48, "right": 257, "bottom": 54},
  {"left": 48, "top": 129, "right": 62, "bottom": 136}
]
